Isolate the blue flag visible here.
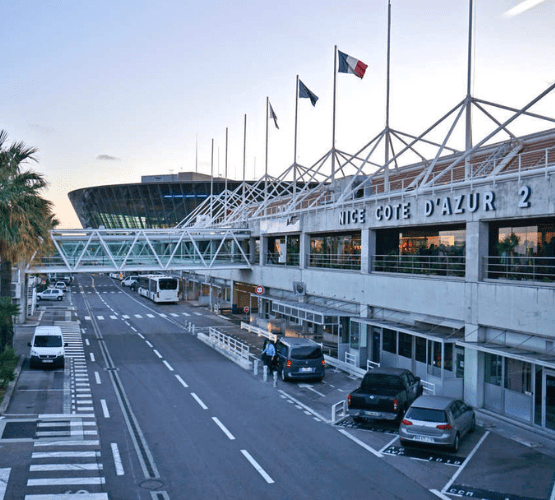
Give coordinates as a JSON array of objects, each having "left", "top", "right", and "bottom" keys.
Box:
[{"left": 298, "top": 79, "right": 319, "bottom": 107}]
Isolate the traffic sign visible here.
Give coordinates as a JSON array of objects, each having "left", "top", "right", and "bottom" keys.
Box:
[
  {"left": 255, "top": 285, "right": 264, "bottom": 295},
  {"left": 244, "top": 306, "right": 250, "bottom": 313}
]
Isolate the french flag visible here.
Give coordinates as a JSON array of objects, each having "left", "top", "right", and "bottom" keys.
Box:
[{"left": 338, "top": 50, "right": 368, "bottom": 79}]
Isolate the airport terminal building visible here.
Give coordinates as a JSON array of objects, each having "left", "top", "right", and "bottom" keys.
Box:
[{"left": 176, "top": 117, "right": 555, "bottom": 434}]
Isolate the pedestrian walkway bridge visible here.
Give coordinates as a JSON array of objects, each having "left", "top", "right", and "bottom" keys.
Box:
[{"left": 26, "top": 228, "right": 252, "bottom": 274}]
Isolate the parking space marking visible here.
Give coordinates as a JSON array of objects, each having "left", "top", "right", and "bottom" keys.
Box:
[
  {"left": 111, "top": 442, "right": 124, "bottom": 476},
  {"left": 101, "top": 399, "right": 110, "bottom": 418},
  {"left": 337, "top": 428, "right": 384, "bottom": 458},
  {"left": 0, "top": 468, "right": 9, "bottom": 500},
  {"left": 441, "top": 431, "right": 489, "bottom": 495}
]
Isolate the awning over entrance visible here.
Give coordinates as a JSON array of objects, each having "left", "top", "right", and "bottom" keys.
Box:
[
  {"left": 458, "top": 341, "right": 555, "bottom": 370},
  {"left": 267, "top": 297, "right": 357, "bottom": 326},
  {"left": 355, "top": 318, "right": 464, "bottom": 342}
]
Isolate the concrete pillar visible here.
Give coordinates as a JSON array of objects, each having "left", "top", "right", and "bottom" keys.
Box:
[
  {"left": 361, "top": 229, "right": 375, "bottom": 274},
  {"left": 261, "top": 236, "right": 268, "bottom": 266},
  {"left": 465, "top": 221, "right": 488, "bottom": 283},
  {"left": 299, "top": 233, "right": 311, "bottom": 270}
]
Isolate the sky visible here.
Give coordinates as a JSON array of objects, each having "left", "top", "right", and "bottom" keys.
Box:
[{"left": 2, "top": 0, "right": 555, "bottom": 229}]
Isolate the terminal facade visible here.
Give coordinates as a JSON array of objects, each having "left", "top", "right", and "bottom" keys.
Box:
[{"left": 180, "top": 122, "right": 555, "bottom": 434}]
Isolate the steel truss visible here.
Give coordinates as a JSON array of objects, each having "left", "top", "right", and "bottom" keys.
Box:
[{"left": 27, "top": 228, "right": 252, "bottom": 274}]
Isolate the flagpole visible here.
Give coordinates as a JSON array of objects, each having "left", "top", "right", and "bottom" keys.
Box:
[
  {"left": 195, "top": 133, "right": 198, "bottom": 173},
  {"left": 332, "top": 44, "right": 337, "bottom": 181},
  {"left": 465, "top": 0, "right": 474, "bottom": 179},
  {"left": 225, "top": 127, "right": 228, "bottom": 221},
  {"left": 384, "top": 1, "right": 391, "bottom": 191},
  {"left": 294, "top": 75, "right": 299, "bottom": 199},
  {"left": 265, "top": 97, "right": 269, "bottom": 216},
  {"left": 210, "top": 138, "right": 214, "bottom": 222},
  {"left": 242, "top": 114, "right": 247, "bottom": 218}
]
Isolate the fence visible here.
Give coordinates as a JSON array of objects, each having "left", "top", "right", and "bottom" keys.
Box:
[
  {"left": 207, "top": 327, "right": 251, "bottom": 363},
  {"left": 241, "top": 322, "right": 279, "bottom": 342},
  {"left": 485, "top": 255, "right": 555, "bottom": 283},
  {"left": 374, "top": 254, "right": 465, "bottom": 277}
]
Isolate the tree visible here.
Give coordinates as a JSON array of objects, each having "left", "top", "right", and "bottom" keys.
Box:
[
  {"left": 0, "top": 131, "right": 58, "bottom": 344},
  {"left": 0, "top": 298, "right": 19, "bottom": 351}
]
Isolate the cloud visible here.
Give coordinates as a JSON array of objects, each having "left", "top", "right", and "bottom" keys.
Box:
[
  {"left": 505, "top": 0, "right": 548, "bottom": 17},
  {"left": 96, "top": 154, "right": 121, "bottom": 161}
]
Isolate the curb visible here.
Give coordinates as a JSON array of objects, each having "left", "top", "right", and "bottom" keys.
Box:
[{"left": 0, "top": 355, "right": 24, "bottom": 415}]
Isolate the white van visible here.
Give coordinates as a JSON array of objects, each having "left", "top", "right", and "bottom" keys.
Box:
[{"left": 28, "top": 326, "right": 67, "bottom": 369}]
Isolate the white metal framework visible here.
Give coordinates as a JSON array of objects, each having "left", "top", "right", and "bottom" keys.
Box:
[{"left": 27, "top": 228, "right": 252, "bottom": 274}]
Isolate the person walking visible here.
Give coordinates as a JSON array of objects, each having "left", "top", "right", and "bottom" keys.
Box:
[{"left": 261, "top": 340, "right": 276, "bottom": 374}]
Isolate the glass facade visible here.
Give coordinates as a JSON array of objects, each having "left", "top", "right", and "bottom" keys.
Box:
[
  {"left": 68, "top": 180, "right": 245, "bottom": 229},
  {"left": 309, "top": 232, "right": 361, "bottom": 270}
]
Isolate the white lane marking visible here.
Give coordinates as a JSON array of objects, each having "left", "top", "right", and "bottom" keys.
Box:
[
  {"left": 170, "top": 313, "right": 179, "bottom": 317},
  {"left": 191, "top": 392, "right": 208, "bottom": 410},
  {"left": 34, "top": 440, "right": 100, "bottom": 447},
  {"left": 24, "top": 494, "right": 108, "bottom": 500},
  {"left": 97, "top": 316, "right": 104, "bottom": 320},
  {"left": 194, "top": 312, "right": 202, "bottom": 316},
  {"left": 277, "top": 390, "right": 330, "bottom": 423},
  {"left": 137, "top": 332, "right": 145, "bottom": 339},
  {"left": 0, "top": 468, "right": 10, "bottom": 500},
  {"left": 85, "top": 316, "right": 91, "bottom": 321},
  {"left": 130, "top": 326, "right": 137, "bottom": 332},
  {"left": 145, "top": 341, "right": 154, "bottom": 348},
  {"left": 163, "top": 360, "right": 174, "bottom": 372},
  {"left": 95, "top": 372, "right": 101, "bottom": 384},
  {"left": 430, "top": 489, "right": 452, "bottom": 500},
  {"left": 212, "top": 417, "right": 235, "bottom": 440},
  {"left": 110, "top": 315, "right": 118, "bottom": 320},
  {"left": 32, "top": 451, "right": 100, "bottom": 458},
  {"left": 146, "top": 314, "right": 155, "bottom": 318},
  {"left": 89, "top": 352, "right": 95, "bottom": 362},
  {"left": 85, "top": 339, "right": 90, "bottom": 346},
  {"left": 101, "top": 399, "right": 110, "bottom": 418},
  {"left": 27, "top": 477, "right": 106, "bottom": 486},
  {"left": 379, "top": 435, "right": 399, "bottom": 454},
  {"left": 153, "top": 350, "right": 163, "bottom": 359},
  {"left": 134, "top": 314, "right": 142, "bottom": 318},
  {"left": 175, "top": 375, "right": 188, "bottom": 388},
  {"left": 30, "top": 463, "right": 103, "bottom": 471},
  {"left": 337, "top": 428, "right": 384, "bottom": 458},
  {"left": 159, "top": 313, "right": 167, "bottom": 318},
  {"left": 182, "top": 312, "right": 190, "bottom": 316},
  {"left": 240, "top": 450, "right": 274, "bottom": 484},
  {"left": 111, "top": 442, "right": 125, "bottom": 476},
  {"left": 441, "top": 431, "right": 490, "bottom": 494},
  {"left": 122, "top": 315, "right": 130, "bottom": 319},
  {"left": 298, "top": 384, "right": 326, "bottom": 398}
]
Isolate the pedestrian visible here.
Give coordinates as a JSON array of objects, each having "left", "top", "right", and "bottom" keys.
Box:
[{"left": 261, "top": 340, "right": 276, "bottom": 374}]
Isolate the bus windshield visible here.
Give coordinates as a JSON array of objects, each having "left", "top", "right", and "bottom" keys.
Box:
[{"left": 159, "top": 278, "right": 178, "bottom": 290}]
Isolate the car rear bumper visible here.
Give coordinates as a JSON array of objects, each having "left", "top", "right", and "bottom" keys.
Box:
[{"left": 348, "top": 409, "right": 399, "bottom": 421}]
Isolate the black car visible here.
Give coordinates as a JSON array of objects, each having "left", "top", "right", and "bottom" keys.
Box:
[{"left": 274, "top": 337, "right": 325, "bottom": 382}]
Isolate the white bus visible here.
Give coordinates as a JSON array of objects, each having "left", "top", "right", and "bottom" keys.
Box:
[{"left": 137, "top": 275, "right": 179, "bottom": 303}]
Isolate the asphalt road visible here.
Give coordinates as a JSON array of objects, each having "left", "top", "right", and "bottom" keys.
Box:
[{"left": 2, "top": 273, "right": 555, "bottom": 500}]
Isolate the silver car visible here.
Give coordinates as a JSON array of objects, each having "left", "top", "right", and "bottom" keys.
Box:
[
  {"left": 399, "top": 395, "right": 475, "bottom": 452},
  {"left": 36, "top": 288, "right": 65, "bottom": 301}
]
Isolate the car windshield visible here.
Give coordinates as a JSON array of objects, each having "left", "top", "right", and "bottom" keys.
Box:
[
  {"left": 406, "top": 407, "right": 447, "bottom": 423},
  {"left": 361, "top": 374, "right": 404, "bottom": 391},
  {"left": 290, "top": 346, "right": 323, "bottom": 360},
  {"left": 34, "top": 335, "right": 62, "bottom": 347}
]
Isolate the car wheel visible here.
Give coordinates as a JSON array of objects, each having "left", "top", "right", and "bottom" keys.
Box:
[
  {"left": 281, "top": 368, "right": 288, "bottom": 382},
  {"left": 452, "top": 433, "right": 460, "bottom": 453},
  {"left": 469, "top": 415, "right": 476, "bottom": 433},
  {"left": 37, "top": 296, "right": 41, "bottom": 301},
  {"left": 57, "top": 296, "right": 63, "bottom": 301}
]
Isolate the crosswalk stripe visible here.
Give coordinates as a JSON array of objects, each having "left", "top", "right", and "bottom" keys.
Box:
[
  {"left": 134, "top": 314, "right": 142, "bottom": 318},
  {"left": 170, "top": 313, "right": 179, "bottom": 317},
  {"left": 32, "top": 451, "right": 100, "bottom": 458},
  {"left": 30, "top": 464, "right": 103, "bottom": 471},
  {"left": 27, "top": 477, "right": 105, "bottom": 486},
  {"left": 97, "top": 316, "right": 104, "bottom": 320},
  {"left": 146, "top": 314, "right": 155, "bottom": 318},
  {"left": 182, "top": 312, "right": 190, "bottom": 316},
  {"left": 25, "top": 494, "right": 108, "bottom": 500}
]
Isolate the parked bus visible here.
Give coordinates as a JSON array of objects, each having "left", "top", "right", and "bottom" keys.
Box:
[{"left": 137, "top": 275, "right": 179, "bottom": 303}]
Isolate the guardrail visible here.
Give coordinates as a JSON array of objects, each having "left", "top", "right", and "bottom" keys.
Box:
[
  {"left": 208, "top": 327, "right": 250, "bottom": 361},
  {"left": 324, "top": 355, "right": 367, "bottom": 379},
  {"left": 332, "top": 400, "right": 348, "bottom": 423},
  {"left": 421, "top": 380, "right": 436, "bottom": 395},
  {"left": 241, "top": 322, "right": 279, "bottom": 342},
  {"left": 367, "top": 360, "right": 380, "bottom": 370},
  {"left": 345, "top": 352, "right": 358, "bottom": 367}
]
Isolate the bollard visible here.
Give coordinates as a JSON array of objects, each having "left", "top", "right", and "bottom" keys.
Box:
[
  {"left": 263, "top": 365, "right": 268, "bottom": 382},
  {"left": 254, "top": 359, "right": 259, "bottom": 376},
  {"left": 191, "top": 325, "right": 196, "bottom": 336},
  {"left": 273, "top": 371, "right": 278, "bottom": 387}
]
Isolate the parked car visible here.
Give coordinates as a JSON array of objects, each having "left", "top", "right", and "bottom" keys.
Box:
[
  {"left": 36, "top": 288, "right": 65, "bottom": 301},
  {"left": 55, "top": 281, "right": 67, "bottom": 291},
  {"left": 347, "top": 367, "right": 423, "bottom": 422},
  {"left": 274, "top": 337, "right": 325, "bottom": 381},
  {"left": 399, "top": 395, "right": 476, "bottom": 452},
  {"left": 109, "top": 272, "right": 123, "bottom": 280},
  {"left": 28, "top": 325, "right": 67, "bottom": 369},
  {"left": 121, "top": 276, "right": 139, "bottom": 287}
]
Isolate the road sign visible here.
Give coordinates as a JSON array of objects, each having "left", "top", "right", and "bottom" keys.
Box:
[
  {"left": 255, "top": 285, "right": 264, "bottom": 295},
  {"left": 244, "top": 306, "right": 250, "bottom": 313}
]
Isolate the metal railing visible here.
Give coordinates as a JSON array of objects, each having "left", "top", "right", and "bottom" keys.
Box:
[
  {"left": 374, "top": 254, "right": 465, "bottom": 277},
  {"left": 485, "top": 255, "right": 555, "bottom": 283},
  {"left": 308, "top": 253, "right": 361, "bottom": 271},
  {"left": 208, "top": 327, "right": 250, "bottom": 362},
  {"left": 240, "top": 322, "right": 279, "bottom": 342},
  {"left": 266, "top": 251, "right": 300, "bottom": 266}
]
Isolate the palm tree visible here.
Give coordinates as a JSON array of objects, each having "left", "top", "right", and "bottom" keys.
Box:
[{"left": 0, "top": 130, "right": 58, "bottom": 300}]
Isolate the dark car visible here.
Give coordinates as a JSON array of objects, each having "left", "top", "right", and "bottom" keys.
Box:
[
  {"left": 399, "top": 395, "right": 476, "bottom": 452},
  {"left": 274, "top": 337, "right": 325, "bottom": 382}
]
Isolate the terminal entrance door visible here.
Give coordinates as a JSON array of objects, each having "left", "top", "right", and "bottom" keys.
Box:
[{"left": 544, "top": 370, "right": 555, "bottom": 431}]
